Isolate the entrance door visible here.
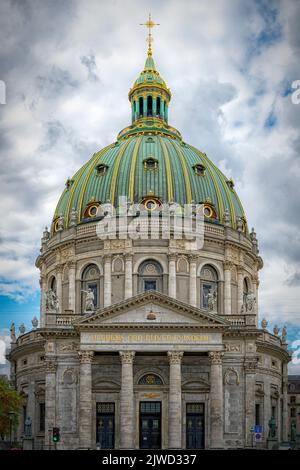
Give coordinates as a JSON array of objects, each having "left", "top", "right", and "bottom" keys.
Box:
[
  {"left": 186, "top": 403, "right": 205, "bottom": 449},
  {"left": 139, "top": 401, "right": 161, "bottom": 449},
  {"left": 96, "top": 402, "right": 115, "bottom": 449}
]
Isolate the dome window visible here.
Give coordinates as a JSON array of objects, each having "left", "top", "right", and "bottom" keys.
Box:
[
  {"left": 202, "top": 201, "right": 217, "bottom": 219},
  {"left": 141, "top": 194, "right": 161, "bottom": 211},
  {"left": 146, "top": 136, "right": 154, "bottom": 143},
  {"left": 193, "top": 164, "right": 205, "bottom": 176},
  {"left": 96, "top": 164, "right": 109, "bottom": 176},
  {"left": 143, "top": 157, "right": 158, "bottom": 171},
  {"left": 84, "top": 201, "right": 100, "bottom": 218}
]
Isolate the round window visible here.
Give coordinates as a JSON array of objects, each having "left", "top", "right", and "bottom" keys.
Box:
[
  {"left": 88, "top": 205, "right": 98, "bottom": 217},
  {"left": 203, "top": 205, "right": 213, "bottom": 218}
]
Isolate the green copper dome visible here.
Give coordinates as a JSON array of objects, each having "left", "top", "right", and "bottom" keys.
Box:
[{"left": 52, "top": 48, "right": 247, "bottom": 234}]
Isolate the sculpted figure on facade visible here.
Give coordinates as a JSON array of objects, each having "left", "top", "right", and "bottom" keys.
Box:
[
  {"left": 241, "top": 290, "right": 256, "bottom": 313},
  {"left": 81, "top": 288, "right": 95, "bottom": 312},
  {"left": 45, "top": 289, "right": 59, "bottom": 312},
  {"left": 206, "top": 288, "right": 217, "bottom": 312}
]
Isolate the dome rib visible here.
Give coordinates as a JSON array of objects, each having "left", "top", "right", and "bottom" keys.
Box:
[
  {"left": 158, "top": 136, "right": 173, "bottom": 202},
  {"left": 128, "top": 136, "right": 143, "bottom": 203},
  {"left": 110, "top": 139, "right": 132, "bottom": 206},
  {"left": 168, "top": 139, "right": 193, "bottom": 204}
]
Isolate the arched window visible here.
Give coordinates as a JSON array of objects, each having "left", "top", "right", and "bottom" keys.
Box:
[
  {"left": 138, "top": 260, "right": 163, "bottom": 293},
  {"left": 243, "top": 278, "right": 249, "bottom": 306},
  {"left": 50, "top": 276, "right": 56, "bottom": 292},
  {"left": 138, "top": 373, "right": 163, "bottom": 385},
  {"left": 156, "top": 97, "right": 161, "bottom": 117},
  {"left": 147, "top": 96, "right": 153, "bottom": 116},
  {"left": 200, "top": 265, "right": 218, "bottom": 310},
  {"left": 81, "top": 264, "right": 100, "bottom": 312},
  {"left": 139, "top": 97, "right": 144, "bottom": 118}
]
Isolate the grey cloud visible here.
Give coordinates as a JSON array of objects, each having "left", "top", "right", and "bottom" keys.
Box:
[
  {"left": 81, "top": 54, "right": 100, "bottom": 82},
  {"left": 286, "top": 272, "right": 300, "bottom": 287},
  {"left": 36, "top": 66, "right": 78, "bottom": 97}
]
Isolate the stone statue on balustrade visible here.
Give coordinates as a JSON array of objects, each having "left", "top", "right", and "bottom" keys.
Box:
[
  {"left": 10, "top": 322, "right": 16, "bottom": 342},
  {"left": 45, "top": 289, "right": 59, "bottom": 313},
  {"left": 81, "top": 288, "right": 95, "bottom": 313}
]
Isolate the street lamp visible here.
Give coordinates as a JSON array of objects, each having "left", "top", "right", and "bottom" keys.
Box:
[{"left": 8, "top": 411, "right": 16, "bottom": 447}]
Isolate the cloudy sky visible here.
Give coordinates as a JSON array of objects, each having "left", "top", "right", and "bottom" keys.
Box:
[{"left": 0, "top": 0, "right": 300, "bottom": 374}]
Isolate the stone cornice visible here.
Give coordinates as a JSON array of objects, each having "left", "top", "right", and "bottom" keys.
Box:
[{"left": 256, "top": 340, "right": 291, "bottom": 363}]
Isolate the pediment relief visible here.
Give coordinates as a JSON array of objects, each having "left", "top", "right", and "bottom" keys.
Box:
[{"left": 75, "top": 291, "right": 228, "bottom": 329}]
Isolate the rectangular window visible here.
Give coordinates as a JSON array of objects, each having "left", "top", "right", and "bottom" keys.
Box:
[
  {"left": 186, "top": 403, "right": 204, "bottom": 414},
  {"left": 291, "top": 408, "right": 296, "bottom": 418},
  {"left": 291, "top": 396, "right": 296, "bottom": 404},
  {"left": 202, "top": 284, "right": 211, "bottom": 308},
  {"left": 255, "top": 404, "right": 260, "bottom": 425},
  {"left": 140, "top": 401, "right": 161, "bottom": 414},
  {"left": 272, "top": 406, "right": 276, "bottom": 419},
  {"left": 144, "top": 280, "right": 157, "bottom": 292},
  {"left": 96, "top": 402, "right": 115, "bottom": 449},
  {"left": 39, "top": 403, "right": 45, "bottom": 432}
]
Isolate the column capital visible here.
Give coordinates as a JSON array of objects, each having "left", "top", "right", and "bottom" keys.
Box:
[
  {"left": 119, "top": 351, "right": 135, "bottom": 364},
  {"left": 188, "top": 254, "right": 198, "bottom": 263},
  {"left": 209, "top": 351, "right": 224, "bottom": 365},
  {"left": 66, "top": 261, "right": 76, "bottom": 269},
  {"left": 125, "top": 252, "right": 133, "bottom": 261},
  {"left": 78, "top": 350, "right": 94, "bottom": 364},
  {"left": 167, "top": 351, "right": 184, "bottom": 364},
  {"left": 56, "top": 264, "right": 64, "bottom": 274},
  {"left": 45, "top": 358, "right": 57, "bottom": 373},
  {"left": 168, "top": 252, "right": 178, "bottom": 261},
  {"left": 224, "top": 261, "right": 234, "bottom": 271},
  {"left": 236, "top": 265, "right": 244, "bottom": 275},
  {"left": 103, "top": 254, "right": 112, "bottom": 263}
]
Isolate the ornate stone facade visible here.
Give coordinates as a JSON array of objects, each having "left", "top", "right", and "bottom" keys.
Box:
[{"left": 8, "top": 35, "right": 290, "bottom": 451}]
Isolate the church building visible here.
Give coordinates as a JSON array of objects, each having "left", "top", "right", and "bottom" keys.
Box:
[{"left": 9, "top": 19, "right": 290, "bottom": 450}]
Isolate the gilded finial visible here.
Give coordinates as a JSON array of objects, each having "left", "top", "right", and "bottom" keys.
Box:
[{"left": 140, "top": 13, "right": 160, "bottom": 56}]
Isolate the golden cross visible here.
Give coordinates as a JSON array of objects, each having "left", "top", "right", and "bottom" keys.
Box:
[{"left": 140, "top": 13, "right": 160, "bottom": 55}]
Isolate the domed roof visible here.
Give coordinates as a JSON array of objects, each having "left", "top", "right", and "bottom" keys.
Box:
[{"left": 52, "top": 44, "right": 247, "bottom": 235}]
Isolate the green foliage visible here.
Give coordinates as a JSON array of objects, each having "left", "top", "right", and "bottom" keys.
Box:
[{"left": 0, "top": 378, "right": 22, "bottom": 437}]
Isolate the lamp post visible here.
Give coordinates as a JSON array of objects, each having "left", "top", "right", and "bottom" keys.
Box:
[{"left": 8, "top": 411, "right": 15, "bottom": 447}]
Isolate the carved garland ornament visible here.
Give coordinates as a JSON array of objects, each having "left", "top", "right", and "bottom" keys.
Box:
[{"left": 45, "top": 359, "right": 57, "bottom": 373}]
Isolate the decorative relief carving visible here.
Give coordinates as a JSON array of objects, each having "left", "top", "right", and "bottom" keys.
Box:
[
  {"left": 45, "top": 341, "right": 55, "bottom": 353},
  {"left": 167, "top": 351, "right": 184, "bottom": 364},
  {"left": 78, "top": 350, "right": 94, "bottom": 363},
  {"left": 244, "top": 357, "right": 258, "bottom": 371},
  {"left": 209, "top": 351, "right": 224, "bottom": 364},
  {"left": 111, "top": 240, "right": 125, "bottom": 249},
  {"left": 59, "top": 342, "right": 79, "bottom": 352},
  {"left": 224, "top": 343, "right": 241, "bottom": 352},
  {"left": 119, "top": 351, "right": 135, "bottom": 364},
  {"left": 224, "top": 367, "right": 239, "bottom": 386}
]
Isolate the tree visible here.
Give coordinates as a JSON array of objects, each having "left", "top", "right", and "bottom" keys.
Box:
[{"left": 0, "top": 378, "right": 22, "bottom": 439}]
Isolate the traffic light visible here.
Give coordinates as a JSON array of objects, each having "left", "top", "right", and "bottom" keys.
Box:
[{"left": 52, "top": 427, "right": 60, "bottom": 442}]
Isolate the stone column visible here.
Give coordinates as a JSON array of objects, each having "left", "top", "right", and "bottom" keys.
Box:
[
  {"left": 252, "top": 275, "right": 259, "bottom": 327},
  {"left": 168, "top": 351, "right": 183, "bottom": 449},
  {"left": 124, "top": 254, "right": 133, "bottom": 299},
  {"left": 209, "top": 351, "right": 224, "bottom": 448},
  {"left": 168, "top": 254, "right": 177, "bottom": 299},
  {"left": 189, "top": 256, "right": 197, "bottom": 307},
  {"left": 282, "top": 363, "right": 288, "bottom": 442},
  {"left": 237, "top": 266, "right": 244, "bottom": 314},
  {"left": 56, "top": 265, "right": 63, "bottom": 313},
  {"left": 119, "top": 351, "right": 135, "bottom": 449},
  {"left": 224, "top": 262, "right": 232, "bottom": 315},
  {"left": 68, "top": 262, "right": 76, "bottom": 312},
  {"left": 244, "top": 358, "right": 257, "bottom": 447},
  {"left": 104, "top": 255, "right": 112, "bottom": 307},
  {"left": 45, "top": 359, "right": 57, "bottom": 449},
  {"left": 40, "top": 275, "right": 47, "bottom": 327},
  {"left": 78, "top": 350, "right": 94, "bottom": 449}
]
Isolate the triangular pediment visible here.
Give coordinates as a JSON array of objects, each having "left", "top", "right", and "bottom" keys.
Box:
[{"left": 74, "top": 291, "right": 229, "bottom": 329}]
